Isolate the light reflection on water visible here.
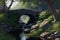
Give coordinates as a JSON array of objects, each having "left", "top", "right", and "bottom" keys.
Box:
[
  {"left": 20, "top": 33, "right": 28, "bottom": 40},
  {"left": 21, "top": 36, "right": 27, "bottom": 40}
]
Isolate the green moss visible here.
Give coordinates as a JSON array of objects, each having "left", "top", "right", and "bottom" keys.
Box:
[
  {"left": 52, "top": 22, "right": 60, "bottom": 32},
  {"left": 0, "top": 30, "right": 15, "bottom": 40},
  {"left": 29, "top": 28, "right": 43, "bottom": 37},
  {"left": 39, "top": 10, "right": 51, "bottom": 20}
]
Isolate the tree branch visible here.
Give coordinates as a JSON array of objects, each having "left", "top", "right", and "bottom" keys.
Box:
[{"left": 8, "top": 0, "right": 14, "bottom": 10}]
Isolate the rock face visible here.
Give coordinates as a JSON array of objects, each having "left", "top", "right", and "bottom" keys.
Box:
[
  {"left": 40, "top": 31, "right": 60, "bottom": 40},
  {"left": 55, "top": 38, "right": 60, "bottom": 40},
  {"left": 0, "top": 22, "right": 13, "bottom": 32},
  {"left": 0, "top": 4, "right": 8, "bottom": 13},
  {"left": 0, "top": 5, "right": 4, "bottom": 13},
  {"left": 40, "top": 32, "right": 51, "bottom": 40},
  {"left": 40, "top": 32, "right": 50, "bottom": 37}
]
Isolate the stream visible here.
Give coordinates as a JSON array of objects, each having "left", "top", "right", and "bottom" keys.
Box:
[{"left": 20, "top": 33, "right": 28, "bottom": 40}]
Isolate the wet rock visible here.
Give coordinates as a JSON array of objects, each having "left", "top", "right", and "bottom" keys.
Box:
[
  {"left": 55, "top": 38, "right": 60, "bottom": 40},
  {"left": 40, "top": 32, "right": 50, "bottom": 37},
  {"left": 31, "top": 24, "right": 39, "bottom": 29}
]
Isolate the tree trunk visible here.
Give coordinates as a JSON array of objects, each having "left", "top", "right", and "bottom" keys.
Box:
[{"left": 44, "top": 0, "right": 57, "bottom": 22}]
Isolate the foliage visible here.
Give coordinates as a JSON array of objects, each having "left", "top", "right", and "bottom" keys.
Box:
[
  {"left": 38, "top": 10, "right": 51, "bottom": 20},
  {"left": 52, "top": 22, "right": 60, "bottom": 32},
  {"left": 0, "top": 13, "right": 19, "bottom": 27},
  {"left": 0, "top": 0, "right": 4, "bottom": 4},
  {"left": 0, "top": 0, "right": 60, "bottom": 39},
  {"left": 0, "top": 13, "right": 7, "bottom": 22},
  {"left": 29, "top": 9, "right": 60, "bottom": 37},
  {"left": 0, "top": 9, "right": 60, "bottom": 39},
  {"left": 0, "top": 30, "right": 15, "bottom": 40},
  {"left": 29, "top": 15, "right": 53, "bottom": 37}
]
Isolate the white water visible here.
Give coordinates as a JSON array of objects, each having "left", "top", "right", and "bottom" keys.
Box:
[
  {"left": 21, "top": 36, "right": 27, "bottom": 40},
  {"left": 20, "top": 33, "right": 28, "bottom": 40}
]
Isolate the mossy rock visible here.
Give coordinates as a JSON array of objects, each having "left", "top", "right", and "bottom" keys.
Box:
[{"left": 52, "top": 22, "right": 60, "bottom": 32}]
